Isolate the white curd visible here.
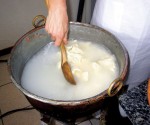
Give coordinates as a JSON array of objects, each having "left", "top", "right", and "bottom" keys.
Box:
[{"left": 21, "top": 40, "right": 119, "bottom": 100}]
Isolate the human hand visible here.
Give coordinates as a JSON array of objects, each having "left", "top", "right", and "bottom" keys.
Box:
[{"left": 45, "top": 0, "right": 68, "bottom": 46}]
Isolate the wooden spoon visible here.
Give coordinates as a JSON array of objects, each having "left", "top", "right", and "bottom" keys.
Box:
[{"left": 60, "top": 42, "right": 76, "bottom": 85}]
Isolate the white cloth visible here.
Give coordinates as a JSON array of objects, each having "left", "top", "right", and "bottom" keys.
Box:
[{"left": 91, "top": 0, "right": 150, "bottom": 90}]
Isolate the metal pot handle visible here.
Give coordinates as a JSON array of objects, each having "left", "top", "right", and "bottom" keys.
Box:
[
  {"left": 107, "top": 78, "right": 123, "bottom": 97},
  {"left": 32, "top": 15, "right": 46, "bottom": 28}
]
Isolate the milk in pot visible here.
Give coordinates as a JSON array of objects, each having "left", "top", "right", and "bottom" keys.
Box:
[{"left": 21, "top": 40, "right": 119, "bottom": 100}]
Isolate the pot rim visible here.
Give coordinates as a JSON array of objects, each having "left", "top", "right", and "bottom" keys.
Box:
[{"left": 8, "top": 22, "right": 129, "bottom": 105}]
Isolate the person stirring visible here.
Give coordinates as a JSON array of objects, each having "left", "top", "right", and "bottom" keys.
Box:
[{"left": 45, "top": 0, "right": 150, "bottom": 118}]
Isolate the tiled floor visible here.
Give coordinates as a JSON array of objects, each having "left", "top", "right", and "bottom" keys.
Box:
[{"left": 0, "top": 54, "right": 41, "bottom": 125}]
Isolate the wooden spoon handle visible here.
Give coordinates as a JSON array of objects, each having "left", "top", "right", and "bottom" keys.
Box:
[{"left": 60, "top": 42, "right": 67, "bottom": 65}]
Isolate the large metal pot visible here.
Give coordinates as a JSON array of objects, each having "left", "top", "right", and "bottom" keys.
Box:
[{"left": 8, "top": 22, "right": 128, "bottom": 123}]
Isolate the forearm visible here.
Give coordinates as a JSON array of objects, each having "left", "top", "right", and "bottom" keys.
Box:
[
  {"left": 45, "top": 0, "right": 68, "bottom": 46},
  {"left": 45, "top": 0, "right": 67, "bottom": 11}
]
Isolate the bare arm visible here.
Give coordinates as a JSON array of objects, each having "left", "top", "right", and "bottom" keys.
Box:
[{"left": 45, "top": 0, "right": 68, "bottom": 46}]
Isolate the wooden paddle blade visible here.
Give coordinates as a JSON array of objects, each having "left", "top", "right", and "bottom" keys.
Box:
[{"left": 62, "top": 62, "right": 76, "bottom": 85}]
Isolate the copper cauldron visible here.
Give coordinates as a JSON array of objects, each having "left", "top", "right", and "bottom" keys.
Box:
[{"left": 8, "top": 21, "right": 129, "bottom": 123}]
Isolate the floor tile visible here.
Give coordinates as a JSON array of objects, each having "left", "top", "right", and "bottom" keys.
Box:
[
  {"left": 0, "top": 63, "right": 11, "bottom": 86},
  {"left": 0, "top": 119, "right": 2, "bottom": 125},
  {"left": 2, "top": 108, "right": 41, "bottom": 125},
  {"left": 0, "top": 54, "right": 10, "bottom": 60},
  {"left": 0, "top": 120, "right": 2, "bottom": 125},
  {"left": 0, "top": 83, "right": 30, "bottom": 114},
  {"left": 0, "top": 42, "right": 13, "bottom": 50},
  {"left": 0, "top": 109, "right": 4, "bottom": 125}
]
